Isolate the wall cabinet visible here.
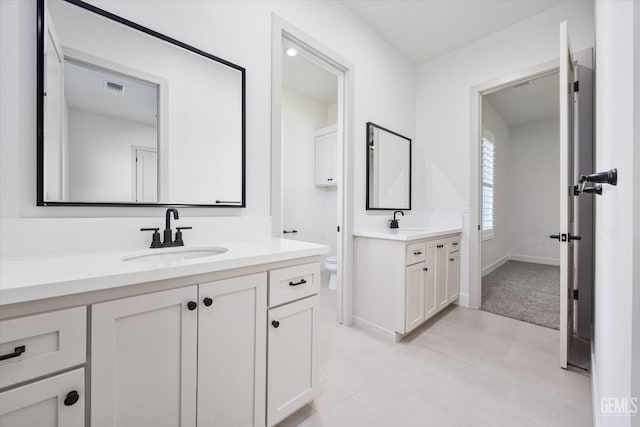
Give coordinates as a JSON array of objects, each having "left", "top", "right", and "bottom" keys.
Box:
[
  {"left": 314, "top": 125, "right": 337, "bottom": 186},
  {"left": 354, "top": 233, "right": 461, "bottom": 340},
  {"left": 91, "top": 273, "right": 267, "bottom": 427}
]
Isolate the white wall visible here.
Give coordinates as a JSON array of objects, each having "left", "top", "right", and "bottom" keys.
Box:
[
  {"left": 0, "top": 0, "right": 416, "bottom": 227},
  {"left": 507, "top": 118, "right": 560, "bottom": 265},
  {"left": 593, "top": 1, "right": 639, "bottom": 425},
  {"left": 480, "top": 99, "right": 509, "bottom": 272},
  {"left": 416, "top": 0, "right": 595, "bottom": 304},
  {"left": 67, "top": 109, "right": 156, "bottom": 202},
  {"left": 282, "top": 89, "right": 337, "bottom": 256}
]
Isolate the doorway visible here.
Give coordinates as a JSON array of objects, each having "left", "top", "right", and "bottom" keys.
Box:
[
  {"left": 270, "top": 16, "right": 355, "bottom": 325},
  {"left": 479, "top": 72, "right": 561, "bottom": 329}
]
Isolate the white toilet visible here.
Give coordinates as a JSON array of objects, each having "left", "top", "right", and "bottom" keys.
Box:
[{"left": 324, "top": 256, "right": 337, "bottom": 290}]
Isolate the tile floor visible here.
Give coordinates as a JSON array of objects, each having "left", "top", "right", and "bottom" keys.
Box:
[{"left": 278, "top": 276, "right": 593, "bottom": 427}]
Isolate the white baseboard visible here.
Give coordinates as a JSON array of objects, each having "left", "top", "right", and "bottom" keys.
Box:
[
  {"left": 509, "top": 254, "right": 560, "bottom": 266},
  {"left": 352, "top": 316, "right": 397, "bottom": 341},
  {"left": 482, "top": 255, "right": 509, "bottom": 277}
]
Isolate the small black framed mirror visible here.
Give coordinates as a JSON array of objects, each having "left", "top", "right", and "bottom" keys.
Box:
[
  {"left": 366, "top": 122, "right": 411, "bottom": 210},
  {"left": 37, "top": 0, "right": 246, "bottom": 207}
]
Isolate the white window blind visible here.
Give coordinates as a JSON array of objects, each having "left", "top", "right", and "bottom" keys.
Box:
[{"left": 481, "top": 133, "right": 495, "bottom": 240}]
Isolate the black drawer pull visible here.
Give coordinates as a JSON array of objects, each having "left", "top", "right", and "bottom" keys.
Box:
[
  {"left": 64, "top": 391, "right": 79, "bottom": 406},
  {"left": 0, "top": 345, "right": 26, "bottom": 361},
  {"left": 413, "top": 251, "right": 423, "bottom": 255},
  {"left": 452, "top": 242, "right": 459, "bottom": 246},
  {"left": 289, "top": 279, "right": 307, "bottom": 287}
]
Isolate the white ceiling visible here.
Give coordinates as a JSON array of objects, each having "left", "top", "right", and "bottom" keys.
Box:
[
  {"left": 282, "top": 46, "right": 338, "bottom": 105},
  {"left": 341, "top": 0, "right": 567, "bottom": 64},
  {"left": 64, "top": 61, "right": 158, "bottom": 125},
  {"left": 485, "top": 71, "right": 559, "bottom": 126}
]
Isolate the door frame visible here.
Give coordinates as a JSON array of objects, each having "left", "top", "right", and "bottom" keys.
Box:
[
  {"left": 131, "top": 145, "right": 158, "bottom": 202},
  {"left": 270, "top": 15, "right": 355, "bottom": 325},
  {"left": 468, "top": 59, "right": 559, "bottom": 310}
]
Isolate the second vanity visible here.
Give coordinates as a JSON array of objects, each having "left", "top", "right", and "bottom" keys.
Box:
[
  {"left": 0, "top": 239, "right": 327, "bottom": 427},
  {"left": 353, "top": 226, "right": 462, "bottom": 341}
]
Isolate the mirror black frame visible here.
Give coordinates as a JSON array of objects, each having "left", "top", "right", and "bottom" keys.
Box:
[
  {"left": 365, "top": 122, "right": 412, "bottom": 211},
  {"left": 36, "top": 0, "right": 246, "bottom": 207}
]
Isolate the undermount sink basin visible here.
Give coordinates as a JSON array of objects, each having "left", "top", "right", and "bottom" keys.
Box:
[
  {"left": 399, "top": 226, "right": 432, "bottom": 231},
  {"left": 122, "top": 246, "right": 228, "bottom": 263}
]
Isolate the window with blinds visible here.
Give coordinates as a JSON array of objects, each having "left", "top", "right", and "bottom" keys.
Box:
[{"left": 481, "top": 134, "right": 495, "bottom": 240}]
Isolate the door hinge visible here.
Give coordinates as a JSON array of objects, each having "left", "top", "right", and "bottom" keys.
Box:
[
  {"left": 337, "top": 226, "right": 340, "bottom": 232},
  {"left": 573, "top": 289, "right": 579, "bottom": 300},
  {"left": 478, "top": 225, "right": 481, "bottom": 231},
  {"left": 574, "top": 81, "right": 579, "bottom": 92}
]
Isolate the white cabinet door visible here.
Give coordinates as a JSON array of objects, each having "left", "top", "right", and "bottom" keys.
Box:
[
  {"left": 0, "top": 368, "right": 84, "bottom": 427},
  {"left": 267, "top": 296, "right": 319, "bottom": 427},
  {"left": 91, "top": 287, "right": 198, "bottom": 427},
  {"left": 197, "top": 274, "right": 266, "bottom": 427},
  {"left": 424, "top": 245, "right": 437, "bottom": 318},
  {"left": 405, "top": 262, "right": 426, "bottom": 333},
  {"left": 434, "top": 241, "right": 448, "bottom": 309},
  {"left": 447, "top": 251, "right": 460, "bottom": 301},
  {"left": 314, "top": 132, "right": 337, "bottom": 186}
]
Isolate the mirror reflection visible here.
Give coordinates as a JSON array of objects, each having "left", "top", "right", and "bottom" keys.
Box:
[
  {"left": 366, "top": 122, "right": 411, "bottom": 210},
  {"left": 39, "top": 0, "right": 245, "bottom": 206}
]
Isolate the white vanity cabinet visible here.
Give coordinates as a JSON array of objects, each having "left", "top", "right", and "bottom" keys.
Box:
[
  {"left": 266, "top": 263, "right": 320, "bottom": 427},
  {"left": 314, "top": 125, "right": 337, "bottom": 187},
  {"left": 354, "top": 232, "right": 461, "bottom": 340},
  {"left": 91, "top": 273, "right": 267, "bottom": 427}
]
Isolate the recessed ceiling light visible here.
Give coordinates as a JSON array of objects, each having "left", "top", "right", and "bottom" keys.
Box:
[{"left": 286, "top": 48, "right": 298, "bottom": 57}]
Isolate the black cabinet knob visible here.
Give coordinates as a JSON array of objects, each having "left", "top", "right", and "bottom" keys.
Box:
[
  {"left": 64, "top": 391, "right": 79, "bottom": 406},
  {"left": 187, "top": 301, "right": 197, "bottom": 311},
  {"left": 272, "top": 320, "right": 280, "bottom": 328},
  {"left": 450, "top": 258, "right": 454, "bottom": 262},
  {"left": 423, "top": 267, "right": 428, "bottom": 271},
  {"left": 203, "top": 297, "right": 213, "bottom": 307}
]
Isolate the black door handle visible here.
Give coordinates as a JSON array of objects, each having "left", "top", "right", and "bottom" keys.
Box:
[
  {"left": 289, "top": 279, "right": 307, "bottom": 287},
  {"left": 64, "top": 391, "right": 80, "bottom": 406},
  {"left": 0, "top": 345, "right": 26, "bottom": 361},
  {"left": 549, "top": 235, "right": 560, "bottom": 241},
  {"left": 569, "top": 234, "right": 582, "bottom": 241}
]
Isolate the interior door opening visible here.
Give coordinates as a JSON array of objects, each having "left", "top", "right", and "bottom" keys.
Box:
[{"left": 470, "top": 32, "right": 594, "bottom": 371}]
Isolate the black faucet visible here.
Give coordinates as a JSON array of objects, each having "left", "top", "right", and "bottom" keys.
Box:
[
  {"left": 140, "top": 208, "right": 192, "bottom": 248},
  {"left": 389, "top": 210, "right": 404, "bottom": 229},
  {"left": 164, "top": 208, "right": 179, "bottom": 245}
]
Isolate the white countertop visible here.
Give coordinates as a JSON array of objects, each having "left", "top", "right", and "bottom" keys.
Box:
[
  {"left": 0, "top": 238, "right": 329, "bottom": 306},
  {"left": 353, "top": 226, "right": 462, "bottom": 241}
]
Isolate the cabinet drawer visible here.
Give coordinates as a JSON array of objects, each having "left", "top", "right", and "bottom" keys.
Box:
[
  {"left": 0, "top": 307, "right": 86, "bottom": 389},
  {"left": 406, "top": 242, "right": 426, "bottom": 265},
  {"left": 269, "top": 263, "right": 320, "bottom": 307}
]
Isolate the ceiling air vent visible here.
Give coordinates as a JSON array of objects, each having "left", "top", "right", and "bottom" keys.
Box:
[{"left": 104, "top": 80, "right": 125, "bottom": 95}]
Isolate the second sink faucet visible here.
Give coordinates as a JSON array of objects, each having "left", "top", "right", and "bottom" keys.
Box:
[{"left": 389, "top": 210, "right": 404, "bottom": 229}]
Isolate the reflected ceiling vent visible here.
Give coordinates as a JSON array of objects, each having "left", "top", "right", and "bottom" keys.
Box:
[
  {"left": 512, "top": 81, "right": 531, "bottom": 89},
  {"left": 104, "top": 80, "right": 125, "bottom": 95}
]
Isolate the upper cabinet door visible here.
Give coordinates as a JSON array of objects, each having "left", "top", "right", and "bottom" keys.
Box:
[
  {"left": 91, "top": 287, "right": 198, "bottom": 427},
  {"left": 315, "top": 131, "right": 337, "bottom": 186},
  {"left": 197, "top": 274, "right": 267, "bottom": 427}
]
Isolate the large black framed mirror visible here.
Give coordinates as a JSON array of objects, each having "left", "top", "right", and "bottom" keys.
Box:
[
  {"left": 37, "top": 0, "right": 245, "bottom": 207},
  {"left": 366, "top": 122, "right": 411, "bottom": 210}
]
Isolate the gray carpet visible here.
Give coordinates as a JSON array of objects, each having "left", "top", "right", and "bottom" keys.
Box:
[{"left": 481, "top": 261, "right": 560, "bottom": 330}]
